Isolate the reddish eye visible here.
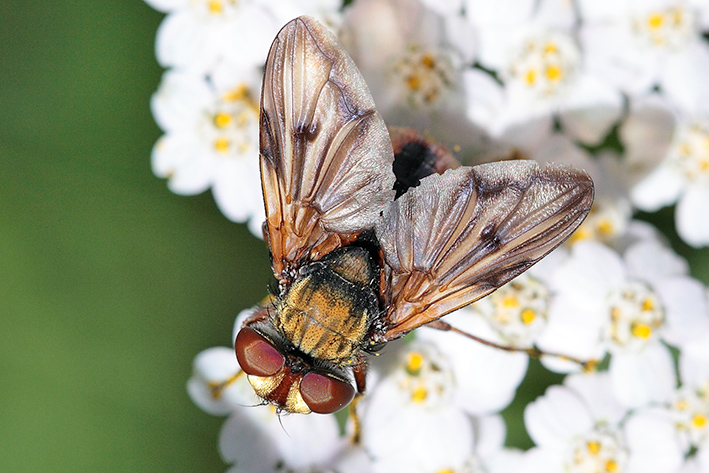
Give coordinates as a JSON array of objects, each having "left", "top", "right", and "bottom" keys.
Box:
[
  {"left": 234, "top": 327, "right": 285, "bottom": 377},
  {"left": 300, "top": 372, "right": 355, "bottom": 414}
]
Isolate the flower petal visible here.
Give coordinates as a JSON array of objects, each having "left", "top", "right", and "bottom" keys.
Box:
[
  {"left": 630, "top": 165, "right": 684, "bottom": 212},
  {"left": 524, "top": 386, "right": 594, "bottom": 447},
  {"left": 624, "top": 409, "right": 683, "bottom": 473},
  {"left": 610, "top": 343, "right": 676, "bottom": 408},
  {"left": 187, "top": 346, "right": 257, "bottom": 416},
  {"left": 559, "top": 75, "right": 624, "bottom": 145},
  {"left": 661, "top": 41, "right": 709, "bottom": 114},
  {"left": 679, "top": 333, "right": 709, "bottom": 389},
  {"left": 624, "top": 239, "right": 689, "bottom": 282},
  {"left": 155, "top": 10, "right": 217, "bottom": 72},
  {"left": 676, "top": 186, "right": 709, "bottom": 247},
  {"left": 564, "top": 372, "right": 626, "bottom": 426},
  {"left": 656, "top": 276, "right": 709, "bottom": 346}
]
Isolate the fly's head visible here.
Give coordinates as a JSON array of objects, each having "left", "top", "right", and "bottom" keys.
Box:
[{"left": 234, "top": 322, "right": 356, "bottom": 414}]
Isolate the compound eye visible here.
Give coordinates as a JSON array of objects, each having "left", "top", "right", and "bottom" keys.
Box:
[
  {"left": 234, "top": 327, "right": 285, "bottom": 377},
  {"left": 300, "top": 372, "right": 355, "bottom": 414}
]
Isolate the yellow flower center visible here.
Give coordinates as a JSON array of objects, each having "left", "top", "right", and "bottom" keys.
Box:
[
  {"left": 648, "top": 12, "right": 664, "bottom": 29},
  {"left": 597, "top": 219, "right": 614, "bottom": 236},
  {"left": 521, "top": 309, "right": 536, "bottom": 325},
  {"left": 406, "top": 75, "right": 422, "bottom": 91},
  {"left": 692, "top": 413, "right": 708, "bottom": 429},
  {"left": 583, "top": 359, "right": 599, "bottom": 373},
  {"left": 544, "top": 42, "right": 559, "bottom": 54},
  {"left": 503, "top": 295, "right": 520, "bottom": 308},
  {"left": 421, "top": 54, "right": 436, "bottom": 69},
  {"left": 208, "top": 0, "right": 223, "bottom": 14},
  {"left": 569, "top": 226, "right": 591, "bottom": 243},
  {"left": 632, "top": 323, "right": 652, "bottom": 340},
  {"left": 411, "top": 385, "right": 428, "bottom": 403},
  {"left": 223, "top": 84, "right": 248, "bottom": 102},
  {"left": 545, "top": 64, "right": 562, "bottom": 82},
  {"left": 641, "top": 298, "right": 655, "bottom": 311},
  {"left": 406, "top": 352, "right": 424, "bottom": 374},
  {"left": 587, "top": 441, "right": 601, "bottom": 455},
  {"left": 214, "top": 137, "right": 230, "bottom": 153},
  {"left": 214, "top": 112, "right": 232, "bottom": 128}
]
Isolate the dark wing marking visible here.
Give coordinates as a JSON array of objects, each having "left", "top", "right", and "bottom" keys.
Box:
[
  {"left": 375, "top": 160, "right": 593, "bottom": 339},
  {"left": 260, "top": 16, "right": 395, "bottom": 282}
]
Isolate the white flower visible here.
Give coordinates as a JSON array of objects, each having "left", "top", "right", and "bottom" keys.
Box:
[
  {"left": 187, "top": 308, "right": 267, "bottom": 416},
  {"left": 577, "top": 0, "right": 709, "bottom": 112},
  {"left": 187, "top": 346, "right": 260, "bottom": 416},
  {"left": 463, "top": 247, "right": 567, "bottom": 351},
  {"left": 542, "top": 239, "right": 709, "bottom": 408},
  {"left": 623, "top": 94, "right": 709, "bottom": 247},
  {"left": 466, "top": 0, "right": 623, "bottom": 145},
  {"left": 219, "top": 406, "right": 345, "bottom": 473},
  {"left": 144, "top": 0, "right": 279, "bottom": 73},
  {"left": 523, "top": 371, "right": 683, "bottom": 473},
  {"left": 151, "top": 68, "right": 264, "bottom": 236},
  {"left": 619, "top": 94, "right": 677, "bottom": 189},
  {"left": 666, "top": 334, "right": 709, "bottom": 458},
  {"left": 416, "top": 311, "right": 529, "bottom": 415},
  {"left": 360, "top": 339, "right": 475, "bottom": 473},
  {"left": 361, "top": 341, "right": 518, "bottom": 473},
  {"left": 340, "top": 0, "right": 481, "bottom": 154},
  {"left": 266, "top": 0, "right": 344, "bottom": 30},
  {"left": 359, "top": 338, "right": 519, "bottom": 473}
]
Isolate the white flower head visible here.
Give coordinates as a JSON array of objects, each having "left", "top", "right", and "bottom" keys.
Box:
[
  {"left": 568, "top": 196, "right": 633, "bottom": 249},
  {"left": 668, "top": 334, "right": 709, "bottom": 452},
  {"left": 625, "top": 94, "right": 709, "bottom": 246},
  {"left": 339, "top": 0, "right": 482, "bottom": 153},
  {"left": 578, "top": 0, "right": 709, "bottom": 111},
  {"left": 502, "top": 29, "right": 582, "bottom": 106},
  {"left": 668, "top": 118, "right": 709, "bottom": 187},
  {"left": 360, "top": 340, "right": 475, "bottom": 473},
  {"left": 151, "top": 68, "right": 264, "bottom": 236},
  {"left": 468, "top": 0, "right": 623, "bottom": 144},
  {"left": 359, "top": 340, "right": 520, "bottom": 473},
  {"left": 524, "top": 371, "right": 683, "bottom": 473},
  {"left": 418, "top": 311, "right": 529, "bottom": 415},
  {"left": 219, "top": 405, "right": 345, "bottom": 473},
  {"left": 341, "top": 0, "right": 470, "bottom": 112},
  {"left": 266, "top": 0, "right": 344, "bottom": 31},
  {"left": 543, "top": 239, "right": 708, "bottom": 406},
  {"left": 466, "top": 247, "right": 568, "bottom": 350},
  {"left": 471, "top": 271, "right": 551, "bottom": 348},
  {"left": 187, "top": 346, "right": 260, "bottom": 416},
  {"left": 668, "top": 384, "right": 709, "bottom": 451},
  {"left": 630, "top": 3, "right": 699, "bottom": 52},
  {"left": 145, "top": 0, "right": 280, "bottom": 73}
]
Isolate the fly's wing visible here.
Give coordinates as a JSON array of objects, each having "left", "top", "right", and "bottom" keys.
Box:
[
  {"left": 375, "top": 160, "right": 593, "bottom": 339},
  {"left": 260, "top": 16, "right": 395, "bottom": 283}
]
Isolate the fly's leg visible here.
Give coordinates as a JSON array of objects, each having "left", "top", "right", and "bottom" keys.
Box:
[
  {"left": 348, "top": 358, "right": 368, "bottom": 444},
  {"left": 426, "top": 320, "right": 597, "bottom": 371},
  {"left": 209, "top": 370, "right": 245, "bottom": 399}
]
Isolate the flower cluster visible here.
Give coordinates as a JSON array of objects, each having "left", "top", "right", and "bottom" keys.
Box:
[{"left": 144, "top": 0, "right": 709, "bottom": 471}]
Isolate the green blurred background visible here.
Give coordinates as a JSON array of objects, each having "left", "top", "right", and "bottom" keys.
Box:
[{"left": 1, "top": 1, "right": 707, "bottom": 472}]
